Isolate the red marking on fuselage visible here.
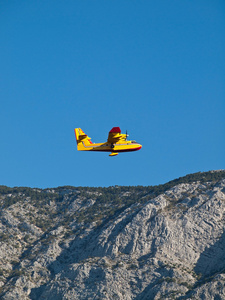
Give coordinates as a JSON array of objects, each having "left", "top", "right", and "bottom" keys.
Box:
[
  {"left": 115, "top": 146, "right": 142, "bottom": 153},
  {"left": 91, "top": 146, "right": 142, "bottom": 153}
]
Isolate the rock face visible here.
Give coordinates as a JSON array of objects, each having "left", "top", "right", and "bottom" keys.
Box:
[{"left": 0, "top": 171, "right": 225, "bottom": 299}]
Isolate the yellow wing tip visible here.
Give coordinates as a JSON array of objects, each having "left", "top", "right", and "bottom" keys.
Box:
[{"left": 109, "top": 152, "right": 118, "bottom": 157}]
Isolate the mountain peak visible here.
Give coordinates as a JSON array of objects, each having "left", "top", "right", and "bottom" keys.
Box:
[{"left": 0, "top": 170, "right": 225, "bottom": 299}]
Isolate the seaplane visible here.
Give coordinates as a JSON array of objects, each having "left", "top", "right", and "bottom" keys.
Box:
[{"left": 74, "top": 127, "right": 142, "bottom": 156}]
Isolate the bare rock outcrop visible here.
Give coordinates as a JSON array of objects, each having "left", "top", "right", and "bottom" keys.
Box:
[{"left": 0, "top": 171, "right": 225, "bottom": 299}]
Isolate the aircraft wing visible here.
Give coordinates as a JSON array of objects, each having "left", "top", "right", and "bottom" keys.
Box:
[{"left": 107, "top": 127, "right": 126, "bottom": 143}]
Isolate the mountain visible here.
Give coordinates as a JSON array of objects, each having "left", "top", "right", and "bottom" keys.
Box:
[{"left": 0, "top": 170, "right": 225, "bottom": 299}]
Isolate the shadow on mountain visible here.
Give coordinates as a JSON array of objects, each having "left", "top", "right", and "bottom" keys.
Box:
[
  {"left": 194, "top": 230, "right": 225, "bottom": 277},
  {"left": 30, "top": 206, "right": 143, "bottom": 299},
  {"left": 29, "top": 228, "right": 97, "bottom": 299},
  {"left": 134, "top": 268, "right": 174, "bottom": 300},
  {"left": 179, "top": 230, "right": 225, "bottom": 299},
  {"left": 30, "top": 284, "right": 48, "bottom": 300},
  {"left": 49, "top": 205, "right": 143, "bottom": 270}
]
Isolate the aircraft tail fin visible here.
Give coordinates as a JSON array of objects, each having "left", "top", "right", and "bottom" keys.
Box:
[{"left": 74, "top": 128, "right": 93, "bottom": 151}]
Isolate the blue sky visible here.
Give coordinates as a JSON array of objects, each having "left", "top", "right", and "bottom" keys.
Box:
[{"left": 0, "top": 1, "right": 224, "bottom": 188}]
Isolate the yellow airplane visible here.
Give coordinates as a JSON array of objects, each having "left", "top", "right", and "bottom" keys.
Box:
[{"left": 74, "top": 127, "right": 142, "bottom": 156}]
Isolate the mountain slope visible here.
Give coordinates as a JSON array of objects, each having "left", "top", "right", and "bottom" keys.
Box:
[{"left": 0, "top": 170, "right": 225, "bottom": 299}]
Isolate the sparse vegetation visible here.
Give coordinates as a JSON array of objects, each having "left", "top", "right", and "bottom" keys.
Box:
[
  {"left": 0, "top": 171, "right": 224, "bottom": 235},
  {"left": 0, "top": 170, "right": 225, "bottom": 298}
]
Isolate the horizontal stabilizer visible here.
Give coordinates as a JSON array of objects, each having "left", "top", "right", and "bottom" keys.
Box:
[{"left": 78, "top": 134, "right": 89, "bottom": 140}]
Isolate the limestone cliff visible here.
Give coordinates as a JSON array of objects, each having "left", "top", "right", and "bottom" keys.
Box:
[{"left": 0, "top": 170, "right": 225, "bottom": 299}]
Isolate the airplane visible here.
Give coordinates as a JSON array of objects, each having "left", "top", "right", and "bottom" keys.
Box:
[{"left": 74, "top": 127, "right": 142, "bottom": 156}]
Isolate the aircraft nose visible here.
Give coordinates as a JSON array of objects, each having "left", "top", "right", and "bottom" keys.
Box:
[{"left": 137, "top": 144, "right": 142, "bottom": 150}]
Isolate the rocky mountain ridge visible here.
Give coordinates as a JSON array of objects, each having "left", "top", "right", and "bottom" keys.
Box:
[{"left": 0, "top": 170, "right": 225, "bottom": 299}]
